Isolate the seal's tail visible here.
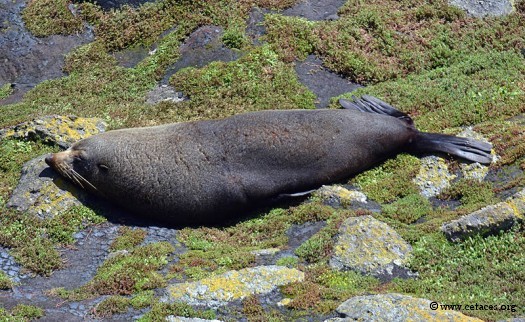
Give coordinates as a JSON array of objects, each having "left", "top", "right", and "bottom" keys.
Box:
[
  {"left": 410, "top": 132, "right": 493, "bottom": 164},
  {"left": 339, "top": 95, "right": 493, "bottom": 165}
]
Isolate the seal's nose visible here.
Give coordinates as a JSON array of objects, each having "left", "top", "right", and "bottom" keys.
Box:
[{"left": 45, "top": 154, "right": 54, "bottom": 167}]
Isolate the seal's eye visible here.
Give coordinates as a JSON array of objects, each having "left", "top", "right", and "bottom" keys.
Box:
[{"left": 98, "top": 163, "right": 109, "bottom": 171}]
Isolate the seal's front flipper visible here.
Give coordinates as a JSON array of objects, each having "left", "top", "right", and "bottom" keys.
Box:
[
  {"left": 279, "top": 189, "right": 316, "bottom": 198},
  {"left": 339, "top": 95, "right": 413, "bottom": 125},
  {"left": 410, "top": 132, "right": 493, "bottom": 164}
]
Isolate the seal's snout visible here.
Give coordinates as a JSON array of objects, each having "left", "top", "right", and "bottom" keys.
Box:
[{"left": 45, "top": 154, "right": 54, "bottom": 167}]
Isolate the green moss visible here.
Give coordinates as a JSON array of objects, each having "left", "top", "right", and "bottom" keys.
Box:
[
  {"left": 0, "top": 83, "right": 13, "bottom": 100},
  {"left": 137, "top": 301, "right": 216, "bottom": 322},
  {"left": 276, "top": 256, "right": 299, "bottom": 267},
  {"left": 347, "top": 51, "right": 525, "bottom": 132},
  {"left": 382, "top": 193, "right": 432, "bottom": 224},
  {"left": 109, "top": 227, "right": 147, "bottom": 251},
  {"left": 9, "top": 304, "right": 45, "bottom": 320},
  {"left": 295, "top": 209, "right": 359, "bottom": 263},
  {"left": 94, "top": 296, "right": 130, "bottom": 318},
  {"left": 476, "top": 120, "right": 525, "bottom": 167},
  {"left": 46, "top": 206, "right": 106, "bottom": 246},
  {"left": 290, "top": 202, "right": 338, "bottom": 224},
  {"left": 264, "top": 14, "right": 317, "bottom": 62},
  {"left": 169, "top": 44, "right": 315, "bottom": 123},
  {"left": 22, "top": 0, "right": 83, "bottom": 36},
  {"left": 439, "top": 179, "right": 498, "bottom": 212},
  {"left": 0, "top": 271, "right": 14, "bottom": 290},
  {"left": 63, "top": 42, "right": 117, "bottom": 74},
  {"left": 352, "top": 154, "right": 421, "bottom": 203},
  {"left": 266, "top": 0, "right": 524, "bottom": 84},
  {"left": 88, "top": 242, "right": 174, "bottom": 295},
  {"left": 391, "top": 228, "right": 525, "bottom": 320},
  {"left": 282, "top": 265, "right": 379, "bottom": 314},
  {"left": 130, "top": 290, "right": 155, "bottom": 309}
]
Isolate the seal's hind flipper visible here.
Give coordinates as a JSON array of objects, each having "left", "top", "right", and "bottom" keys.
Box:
[
  {"left": 410, "top": 132, "right": 493, "bottom": 164},
  {"left": 339, "top": 95, "right": 413, "bottom": 125}
]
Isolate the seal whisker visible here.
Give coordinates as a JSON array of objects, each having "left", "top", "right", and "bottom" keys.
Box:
[
  {"left": 59, "top": 164, "right": 84, "bottom": 188},
  {"left": 70, "top": 168, "right": 98, "bottom": 191}
]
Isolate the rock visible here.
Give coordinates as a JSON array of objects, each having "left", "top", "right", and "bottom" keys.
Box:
[
  {"left": 449, "top": 0, "right": 514, "bottom": 17},
  {"left": 6, "top": 155, "right": 84, "bottom": 219},
  {"left": 329, "top": 216, "right": 414, "bottom": 281},
  {"left": 294, "top": 55, "right": 360, "bottom": 108},
  {"left": 327, "top": 293, "right": 483, "bottom": 321},
  {"left": 283, "top": 0, "right": 347, "bottom": 21},
  {"left": 166, "top": 317, "right": 223, "bottom": 322},
  {"left": 250, "top": 248, "right": 280, "bottom": 257},
  {"left": 164, "top": 265, "right": 304, "bottom": 307},
  {"left": 0, "top": 115, "right": 107, "bottom": 149},
  {"left": 145, "top": 85, "right": 185, "bottom": 105},
  {"left": 442, "top": 188, "right": 525, "bottom": 242},
  {"left": 313, "top": 185, "right": 367, "bottom": 207},
  {"left": 414, "top": 156, "right": 456, "bottom": 198},
  {"left": 0, "top": 0, "right": 93, "bottom": 104},
  {"left": 162, "top": 25, "right": 242, "bottom": 84},
  {"left": 5, "top": 115, "right": 106, "bottom": 218}
]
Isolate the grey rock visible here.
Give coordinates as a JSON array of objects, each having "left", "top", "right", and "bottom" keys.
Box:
[
  {"left": 283, "top": 0, "right": 347, "bottom": 21},
  {"left": 328, "top": 293, "right": 483, "bottom": 321},
  {"left": 162, "top": 25, "right": 242, "bottom": 84},
  {"left": 0, "top": 115, "right": 107, "bottom": 149},
  {"left": 167, "top": 317, "right": 223, "bottom": 322},
  {"left": 295, "top": 55, "right": 360, "bottom": 108},
  {"left": 146, "top": 84, "right": 184, "bottom": 105},
  {"left": 0, "top": 0, "right": 93, "bottom": 105},
  {"left": 164, "top": 265, "right": 304, "bottom": 307},
  {"left": 329, "top": 216, "right": 414, "bottom": 281},
  {"left": 442, "top": 188, "right": 525, "bottom": 242},
  {"left": 449, "top": 0, "right": 514, "bottom": 17},
  {"left": 6, "top": 155, "right": 84, "bottom": 219}
]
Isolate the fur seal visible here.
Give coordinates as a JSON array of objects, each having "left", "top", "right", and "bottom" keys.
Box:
[{"left": 45, "top": 95, "right": 492, "bottom": 225}]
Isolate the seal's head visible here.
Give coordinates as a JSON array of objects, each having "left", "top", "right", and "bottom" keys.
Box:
[{"left": 45, "top": 139, "right": 109, "bottom": 192}]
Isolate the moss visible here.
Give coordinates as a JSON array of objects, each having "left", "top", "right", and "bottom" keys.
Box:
[
  {"left": 169, "top": 44, "right": 315, "bottom": 123},
  {"left": 63, "top": 42, "right": 117, "bottom": 74},
  {"left": 130, "top": 290, "right": 155, "bottom": 309},
  {"left": 382, "top": 193, "right": 432, "bottom": 224},
  {"left": 9, "top": 304, "right": 45, "bottom": 320},
  {"left": 289, "top": 202, "right": 337, "bottom": 224},
  {"left": 137, "top": 301, "right": 216, "bottom": 322},
  {"left": 276, "top": 256, "right": 299, "bottom": 268},
  {"left": 22, "top": 0, "right": 83, "bottom": 36},
  {"left": 281, "top": 265, "right": 379, "bottom": 314},
  {"left": 0, "top": 83, "right": 13, "bottom": 99},
  {"left": 87, "top": 242, "right": 174, "bottom": 295},
  {"left": 295, "top": 209, "right": 360, "bottom": 263},
  {"left": 265, "top": 0, "right": 524, "bottom": 84},
  {"left": 0, "top": 271, "right": 14, "bottom": 290},
  {"left": 94, "top": 296, "right": 130, "bottom": 318},
  {"left": 438, "top": 179, "right": 498, "bottom": 213},
  {"left": 52, "top": 241, "right": 174, "bottom": 301},
  {"left": 347, "top": 51, "right": 525, "bottom": 132},
  {"left": 352, "top": 154, "right": 421, "bottom": 203},
  {"left": 264, "top": 14, "right": 317, "bottom": 62},
  {"left": 109, "top": 227, "right": 147, "bottom": 251},
  {"left": 476, "top": 120, "right": 525, "bottom": 167},
  {"left": 45, "top": 206, "right": 106, "bottom": 246},
  {"left": 391, "top": 227, "right": 525, "bottom": 320}
]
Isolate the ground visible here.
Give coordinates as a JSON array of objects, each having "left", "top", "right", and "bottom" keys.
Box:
[{"left": 0, "top": 0, "right": 524, "bottom": 321}]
